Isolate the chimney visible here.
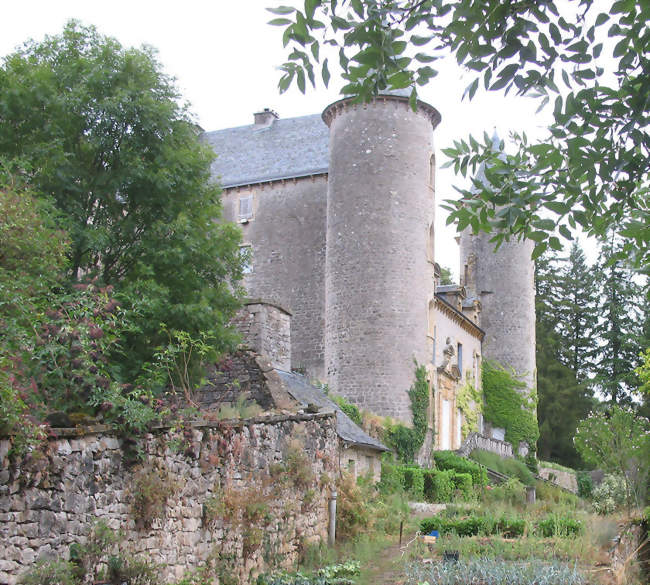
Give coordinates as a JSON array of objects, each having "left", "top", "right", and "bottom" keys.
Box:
[
  {"left": 254, "top": 108, "right": 279, "bottom": 127},
  {"left": 232, "top": 300, "right": 292, "bottom": 371}
]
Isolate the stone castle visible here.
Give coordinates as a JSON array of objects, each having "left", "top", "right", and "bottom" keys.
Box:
[{"left": 204, "top": 92, "right": 536, "bottom": 452}]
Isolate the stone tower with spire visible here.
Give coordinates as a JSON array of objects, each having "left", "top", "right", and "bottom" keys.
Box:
[{"left": 458, "top": 135, "right": 537, "bottom": 398}]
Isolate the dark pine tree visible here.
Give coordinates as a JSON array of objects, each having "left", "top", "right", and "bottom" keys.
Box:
[
  {"left": 535, "top": 248, "right": 593, "bottom": 466},
  {"left": 592, "top": 236, "right": 645, "bottom": 403},
  {"left": 555, "top": 242, "right": 599, "bottom": 382}
]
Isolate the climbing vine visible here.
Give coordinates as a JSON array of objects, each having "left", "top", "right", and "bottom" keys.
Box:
[
  {"left": 457, "top": 380, "right": 482, "bottom": 440},
  {"left": 482, "top": 360, "right": 539, "bottom": 451},
  {"left": 384, "top": 363, "right": 431, "bottom": 463}
]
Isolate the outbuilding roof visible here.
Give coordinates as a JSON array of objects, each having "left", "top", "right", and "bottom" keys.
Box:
[
  {"left": 276, "top": 370, "right": 389, "bottom": 452},
  {"left": 203, "top": 114, "right": 329, "bottom": 188}
]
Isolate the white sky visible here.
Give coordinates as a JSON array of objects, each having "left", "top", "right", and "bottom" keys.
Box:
[{"left": 1, "top": 0, "right": 561, "bottom": 277}]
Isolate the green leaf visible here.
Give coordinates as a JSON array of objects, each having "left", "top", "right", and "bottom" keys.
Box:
[
  {"left": 543, "top": 201, "right": 569, "bottom": 215},
  {"left": 267, "top": 6, "right": 296, "bottom": 15},
  {"left": 268, "top": 18, "right": 292, "bottom": 26},
  {"left": 321, "top": 58, "right": 330, "bottom": 87},
  {"left": 411, "top": 35, "right": 432, "bottom": 46},
  {"left": 531, "top": 242, "right": 548, "bottom": 260}
]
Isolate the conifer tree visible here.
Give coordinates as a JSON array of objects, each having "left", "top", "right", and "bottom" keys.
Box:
[
  {"left": 592, "top": 236, "right": 646, "bottom": 403},
  {"left": 535, "top": 249, "right": 592, "bottom": 466},
  {"left": 555, "top": 242, "right": 599, "bottom": 382}
]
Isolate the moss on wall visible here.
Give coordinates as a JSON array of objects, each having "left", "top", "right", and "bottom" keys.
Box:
[
  {"left": 384, "top": 363, "right": 430, "bottom": 463},
  {"left": 482, "top": 360, "right": 539, "bottom": 451},
  {"left": 457, "top": 380, "right": 482, "bottom": 440}
]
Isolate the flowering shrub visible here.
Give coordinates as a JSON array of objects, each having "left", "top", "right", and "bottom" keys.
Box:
[{"left": 591, "top": 474, "right": 627, "bottom": 515}]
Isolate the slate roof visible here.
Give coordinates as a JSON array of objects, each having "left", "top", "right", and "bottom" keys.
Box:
[
  {"left": 276, "top": 370, "right": 389, "bottom": 452},
  {"left": 203, "top": 114, "right": 329, "bottom": 188}
]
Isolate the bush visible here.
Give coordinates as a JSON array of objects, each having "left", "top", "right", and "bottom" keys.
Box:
[
  {"left": 591, "top": 474, "right": 627, "bottom": 515},
  {"left": 496, "top": 516, "right": 527, "bottom": 538},
  {"left": 336, "top": 472, "right": 374, "bottom": 540},
  {"left": 535, "top": 514, "right": 583, "bottom": 537},
  {"left": 470, "top": 450, "right": 535, "bottom": 486},
  {"left": 378, "top": 457, "right": 404, "bottom": 494},
  {"left": 576, "top": 471, "right": 593, "bottom": 499},
  {"left": 451, "top": 472, "right": 473, "bottom": 500},
  {"left": 19, "top": 560, "right": 79, "bottom": 585},
  {"left": 402, "top": 467, "right": 425, "bottom": 501},
  {"left": 434, "top": 451, "right": 487, "bottom": 487},
  {"left": 431, "top": 469, "right": 455, "bottom": 503}
]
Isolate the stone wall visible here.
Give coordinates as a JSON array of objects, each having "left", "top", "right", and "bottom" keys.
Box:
[
  {"left": 221, "top": 177, "right": 328, "bottom": 381},
  {"left": 196, "top": 349, "right": 297, "bottom": 413},
  {"left": 0, "top": 413, "right": 337, "bottom": 585},
  {"left": 538, "top": 466, "right": 578, "bottom": 493}
]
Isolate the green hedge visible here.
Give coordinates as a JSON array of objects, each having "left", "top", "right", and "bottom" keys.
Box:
[
  {"left": 379, "top": 462, "right": 475, "bottom": 503},
  {"left": 403, "top": 467, "right": 424, "bottom": 501},
  {"left": 420, "top": 513, "right": 582, "bottom": 538},
  {"left": 451, "top": 472, "right": 473, "bottom": 499},
  {"left": 433, "top": 451, "right": 487, "bottom": 487}
]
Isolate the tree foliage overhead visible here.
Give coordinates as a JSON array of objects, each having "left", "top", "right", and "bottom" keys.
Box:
[
  {"left": 271, "top": 0, "right": 649, "bottom": 271},
  {"left": 0, "top": 22, "right": 243, "bottom": 379}
]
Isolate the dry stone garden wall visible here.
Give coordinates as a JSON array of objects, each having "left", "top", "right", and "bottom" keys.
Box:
[{"left": 0, "top": 412, "right": 337, "bottom": 585}]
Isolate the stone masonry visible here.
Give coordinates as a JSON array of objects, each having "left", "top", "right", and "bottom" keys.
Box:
[
  {"left": 323, "top": 95, "right": 441, "bottom": 421},
  {"left": 0, "top": 413, "right": 337, "bottom": 585}
]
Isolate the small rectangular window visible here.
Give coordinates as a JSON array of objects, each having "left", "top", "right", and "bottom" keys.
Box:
[
  {"left": 238, "top": 195, "right": 253, "bottom": 220},
  {"left": 457, "top": 342, "right": 463, "bottom": 377}
]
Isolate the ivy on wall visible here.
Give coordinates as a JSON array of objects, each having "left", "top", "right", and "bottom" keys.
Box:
[
  {"left": 457, "top": 380, "right": 482, "bottom": 440},
  {"left": 482, "top": 360, "right": 539, "bottom": 451},
  {"left": 384, "top": 363, "right": 431, "bottom": 463}
]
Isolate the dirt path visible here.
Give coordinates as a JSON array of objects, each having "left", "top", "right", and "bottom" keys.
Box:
[{"left": 359, "top": 540, "right": 406, "bottom": 585}]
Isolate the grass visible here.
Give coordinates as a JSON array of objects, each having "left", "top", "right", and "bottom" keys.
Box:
[
  {"left": 470, "top": 449, "right": 536, "bottom": 485},
  {"left": 538, "top": 460, "right": 577, "bottom": 474}
]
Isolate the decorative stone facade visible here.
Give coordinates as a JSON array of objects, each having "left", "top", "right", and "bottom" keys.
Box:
[{"left": 0, "top": 413, "right": 338, "bottom": 585}]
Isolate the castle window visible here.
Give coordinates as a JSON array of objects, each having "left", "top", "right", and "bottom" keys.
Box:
[
  {"left": 238, "top": 195, "right": 253, "bottom": 221},
  {"left": 429, "top": 153, "right": 436, "bottom": 193},
  {"left": 457, "top": 342, "right": 463, "bottom": 377},
  {"left": 239, "top": 244, "right": 253, "bottom": 274}
]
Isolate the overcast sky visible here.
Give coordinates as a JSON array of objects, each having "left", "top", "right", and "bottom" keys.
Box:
[{"left": 1, "top": 0, "right": 559, "bottom": 276}]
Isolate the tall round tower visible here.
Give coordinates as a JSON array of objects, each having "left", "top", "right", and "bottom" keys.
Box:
[
  {"left": 322, "top": 94, "right": 441, "bottom": 422},
  {"left": 459, "top": 211, "right": 536, "bottom": 394}
]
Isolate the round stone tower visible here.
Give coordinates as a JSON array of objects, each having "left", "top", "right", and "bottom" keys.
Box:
[
  {"left": 459, "top": 209, "right": 536, "bottom": 394},
  {"left": 322, "top": 93, "right": 441, "bottom": 422}
]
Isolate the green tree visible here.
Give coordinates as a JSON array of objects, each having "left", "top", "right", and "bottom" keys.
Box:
[
  {"left": 592, "top": 236, "right": 646, "bottom": 403},
  {"left": 271, "top": 1, "right": 649, "bottom": 271},
  {"left": 0, "top": 22, "right": 243, "bottom": 379},
  {"left": 535, "top": 249, "right": 592, "bottom": 467},
  {"left": 555, "top": 242, "right": 599, "bottom": 382},
  {"left": 574, "top": 405, "right": 650, "bottom": 511},
  {"left": 439, "top": 265, "right": 454, "bottom": 285}
]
